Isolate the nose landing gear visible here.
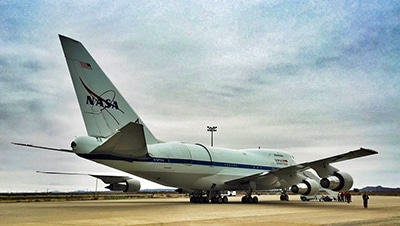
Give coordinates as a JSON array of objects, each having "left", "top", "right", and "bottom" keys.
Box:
[{"left": 280, "top": 190, "right": 289, "bottom": 201}]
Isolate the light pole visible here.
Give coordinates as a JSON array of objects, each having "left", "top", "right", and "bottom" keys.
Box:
[{"left": 207, "top": 126, "right": 217, "bottom": 147}]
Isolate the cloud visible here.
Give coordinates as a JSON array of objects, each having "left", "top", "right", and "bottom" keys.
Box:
[{"left": 0, "top": 1, "right": 399, "bottom": 192}]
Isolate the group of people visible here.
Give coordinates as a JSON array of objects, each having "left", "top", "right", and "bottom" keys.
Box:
[
  {"left": 337, "top": 191, "right": 352, "bottom": 203},
  {"left": 337, "top": 192, "right": 370, "bottom": 208}
]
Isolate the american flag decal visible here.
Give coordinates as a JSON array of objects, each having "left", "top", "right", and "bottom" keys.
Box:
[
  {"left": 80, "top": 61, "right": 92, "bottom": 70},
  {"left": 275, "top": 159, "right": 288, "bottom": 165}
]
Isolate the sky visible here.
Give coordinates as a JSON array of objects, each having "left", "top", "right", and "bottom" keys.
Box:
[{"left": 1, "top": 0, "right": 399, "bottom": 192}]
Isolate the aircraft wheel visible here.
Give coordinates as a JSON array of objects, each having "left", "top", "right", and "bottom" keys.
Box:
[
  {"left": 252, "top": 196, "right": 258, "bottom": 203},
  {"left": 217, "top": 196, "right": 223, "bottom": 203},
  {"left": 241, "top": 196, "right": 248, "bottom": 203},
  {"left": 195, "top": 197, "right": 201, "bottom": 203},
  {"left": 280, "top": 194, "right": 289, "bottom": 201},
  {"left": 281, "top": 194, "right": 289, "bottom": 201},
  {"left": 222, "top": 196, "right": 228, "bottom": 203}
]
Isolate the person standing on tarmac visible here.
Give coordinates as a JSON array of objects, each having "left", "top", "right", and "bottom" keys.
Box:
[
  {"left": 362, "top": 193, "right": 369, "bottom": 208},
  {"left": 346, "top": 192, "right": 352, "bottom": 203}
]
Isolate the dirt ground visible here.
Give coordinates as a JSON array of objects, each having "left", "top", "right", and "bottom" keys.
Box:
[{"left": 1, "top": 195, "right": 399, "bottom": 225}]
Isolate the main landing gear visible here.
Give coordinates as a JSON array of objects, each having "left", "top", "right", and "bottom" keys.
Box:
[
  {"left": 241, "top": 181, "right": 259, "bottom": 204},
  {"left": 189, "top": 186, "right": 262, "bottom": 204},
  {"left": 189, "top": 191, "right": 229, "bottom": 204},
  {"left": 241, "top": 195, "right": 259, "bottom": 204},
  {"left": 211, "top": 195, "right": 229, "bottom": 204}
]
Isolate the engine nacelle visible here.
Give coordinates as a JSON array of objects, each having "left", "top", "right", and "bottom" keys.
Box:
[
  {"left": 290, "top": 178, "right": 319, "bottom": 196},
  {"left": 105, "top": 179, "right": 141, "bottom": 193},
  {"left": 320, "top": 171, "right": 353, "bottom": 192}
]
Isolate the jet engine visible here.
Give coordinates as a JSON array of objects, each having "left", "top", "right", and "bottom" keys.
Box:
[
  {"left": 105, "top": 179, "right": 141, "bottom": 193},
  {"left": 320, "top": 171, "right": 353, "bottom": 192},
  {"left": 290, "top": 178, "right": 319, "bottom": 196}
]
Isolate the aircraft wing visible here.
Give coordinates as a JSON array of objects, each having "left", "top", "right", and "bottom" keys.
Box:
[
  {"left": 300, "top": 147, "right": 378, "bottom": 168},
  {"left": 289, "top": 147, "right": 378, "bottom": 177},
  {"left": 37, "top": 171, "right": 132, "bottom": 184},
  {"left": 225, "top": 148, "right": 378, "bottom": 187},
  {"left": 37, "top": 171, "right": 141, "bottom": 192}
]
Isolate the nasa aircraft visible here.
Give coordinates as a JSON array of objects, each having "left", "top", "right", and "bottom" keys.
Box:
[{"left": 14, "top": 35, "right": 377, "bottom": 204}]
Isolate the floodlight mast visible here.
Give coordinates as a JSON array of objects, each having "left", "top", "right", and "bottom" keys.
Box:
[{"left": 207, "top": 126, "right": 217, "bottom": 147}]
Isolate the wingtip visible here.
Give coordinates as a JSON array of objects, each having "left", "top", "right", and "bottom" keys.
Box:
[
  {"left": 11, "top": 142, "right": 31, "bottom": 147},
  {"left": 359, "top": 147, "right": 378, "bottom": 154}
]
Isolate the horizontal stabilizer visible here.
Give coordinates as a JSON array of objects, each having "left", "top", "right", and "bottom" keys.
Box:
[
  {"left": 12, "top": 143, "right": 73, "bottom": 153},
  {"left": 92, "top": 122, "right": 148, "bottom": 159}
]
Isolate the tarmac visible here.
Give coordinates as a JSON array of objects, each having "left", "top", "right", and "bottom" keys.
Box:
[{"left": 1, "top": 195, "right": 399, "bottom": 225}]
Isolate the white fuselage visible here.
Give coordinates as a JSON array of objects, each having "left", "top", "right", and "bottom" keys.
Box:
[{"left": 81, "top": 141, "right": 297, "bottom": 191}]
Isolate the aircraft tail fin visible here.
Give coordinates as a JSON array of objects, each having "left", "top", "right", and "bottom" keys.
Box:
[{"left": 59, "top": 35, "right": 159, "bottom": 144}]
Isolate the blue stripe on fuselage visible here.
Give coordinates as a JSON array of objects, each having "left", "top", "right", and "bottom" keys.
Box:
[{"left": 76, "top": 154, "right": 279, "bottom": 171}]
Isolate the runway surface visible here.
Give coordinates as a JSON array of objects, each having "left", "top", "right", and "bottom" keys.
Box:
[{"left": 1, "top": 195, "right": 399, "bottom": 225}]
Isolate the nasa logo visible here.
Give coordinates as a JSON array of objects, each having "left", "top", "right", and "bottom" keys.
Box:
[
  {"left": 79, "top": 77, "right": 124, "bottom": 115},
  {"left": 86, "top": 95, "right": 119, "bottom": 110}
]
